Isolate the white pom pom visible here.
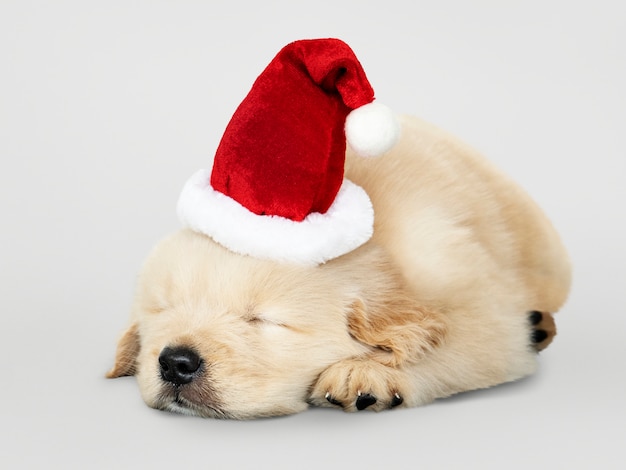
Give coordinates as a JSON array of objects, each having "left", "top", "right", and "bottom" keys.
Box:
[{"left": 345, "top": 101, "right": 400, "bottom": 158}]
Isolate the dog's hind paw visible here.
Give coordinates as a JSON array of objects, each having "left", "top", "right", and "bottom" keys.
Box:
[
  {"left": 528, "top": 310, "right": 556, "bottom": 351},
  {"left": 309, "top": 358, "right": 408, "bottom": 412}
]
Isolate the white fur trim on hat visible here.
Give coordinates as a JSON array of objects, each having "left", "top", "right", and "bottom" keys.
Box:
[
  {"left": 177, "top": 169, "right": 374, "bottom": 265},
  {"left": 345, "top": 101, "right": 400, "bottom": 158}
]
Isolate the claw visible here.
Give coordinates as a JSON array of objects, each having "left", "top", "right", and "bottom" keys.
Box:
[
  {"left": 391, "top": 392, "right": 404, "bottom": 408},
  {"left": 325, "top": 392, "right": 343, "bottom": 407},
  {"left": 355, "top": 392, "right": 377, "bottom": 410}
]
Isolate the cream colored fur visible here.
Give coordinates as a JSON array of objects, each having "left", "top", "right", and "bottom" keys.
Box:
[{"left": 108, "top": 115, "right": 571, "bottom": 419}]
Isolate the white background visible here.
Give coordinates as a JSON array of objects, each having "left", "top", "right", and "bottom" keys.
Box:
[{"left": 1, "top": 1, "right": 624, "bottom": 468}]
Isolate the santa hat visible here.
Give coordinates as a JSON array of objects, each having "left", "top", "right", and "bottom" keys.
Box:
[{"left": 177, "top": 38, "right": 399, "bottom": 265}]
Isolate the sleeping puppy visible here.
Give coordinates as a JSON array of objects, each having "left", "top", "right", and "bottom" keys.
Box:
[{"left": 107, "top": 115, "right": 571, "bottom": 419}]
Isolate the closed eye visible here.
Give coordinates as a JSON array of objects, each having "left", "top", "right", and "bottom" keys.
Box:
[
  {"left": 244, "top": 310, "right": 306, "bottom": 333},
  {"left": 245, "top": 314, "right": 285, "bottom": 327}
]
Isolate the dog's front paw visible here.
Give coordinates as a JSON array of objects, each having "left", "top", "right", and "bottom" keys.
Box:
[{"left": 309, "top": 358, "right": 408, "bottom": 412}]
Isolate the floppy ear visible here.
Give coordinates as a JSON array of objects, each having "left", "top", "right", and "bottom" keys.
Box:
[
  {"left": 106, "top": 323, "right": 140, "bottom": 378},
  {"left": 347, "top": 271, "right": 447, "bottom": 368}
]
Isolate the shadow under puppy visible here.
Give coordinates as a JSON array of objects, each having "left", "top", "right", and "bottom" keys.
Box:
[{"left": 108, "top": 39, "right": 571, "bottom": 419}]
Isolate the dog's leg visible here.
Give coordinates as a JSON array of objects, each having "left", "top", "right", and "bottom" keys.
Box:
[
  {"left": 310, "top": 357, "right": 411, "bottom": 411},
  {"left": 309, "top": 313, "right": 542, "bottom": 412},
  {"left": 309, "top": 305, "right": 554, "bottom": 412},
  {"left": 309, "top": 297, "right": 447, "bottom": 412},
  {"left": 309, "top": 246, "right": 553, "bottom": 412}
]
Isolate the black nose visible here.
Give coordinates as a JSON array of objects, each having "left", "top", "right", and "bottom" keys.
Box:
[{"left": 159, "top": 346, "right": 202, "bottom": 385}]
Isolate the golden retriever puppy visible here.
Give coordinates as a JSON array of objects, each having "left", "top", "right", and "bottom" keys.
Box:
[{"left": 107, "top": 115, "right": 571, "bottom": 419}]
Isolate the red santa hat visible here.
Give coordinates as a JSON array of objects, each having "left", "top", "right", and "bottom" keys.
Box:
[{"left": 177, "top": 38, "right": 399, "bottom": 265}]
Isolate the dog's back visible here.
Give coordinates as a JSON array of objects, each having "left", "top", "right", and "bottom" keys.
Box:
[{"left": 346, "top": 114, "right": 571, "bottom": 343}]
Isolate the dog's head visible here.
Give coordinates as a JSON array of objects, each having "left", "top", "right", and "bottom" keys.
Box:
[{"left": 107, "top": 229, "right": 440, "bottom": 419}]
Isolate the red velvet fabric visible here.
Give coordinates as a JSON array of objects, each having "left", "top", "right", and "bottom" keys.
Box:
[{"left": 210, "top": 39, "right": 375, "bottom": 221}]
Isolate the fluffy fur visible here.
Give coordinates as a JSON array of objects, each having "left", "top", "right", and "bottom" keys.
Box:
[{"left": 108, "top": 115, "right": 571, "bottom": 419}]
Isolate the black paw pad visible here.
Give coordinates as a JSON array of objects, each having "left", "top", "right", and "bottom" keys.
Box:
[
  {"left": 355, "top": 393, "right": 377, "bottom": 410},
  {"left": 391, "top": 393, "right": 404, "bottom": 408},
  {"left": 532, "top": 329, "right": 548, "bottom": 343},
  {"left": 528, "top": 311, "right": 543, "bottom": 325},
  {"left": 325, "top": 392, "right": 343, "bottom": 407}
]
